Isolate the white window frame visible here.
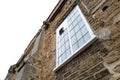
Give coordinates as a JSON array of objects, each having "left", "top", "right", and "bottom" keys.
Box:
[{"left": 54, "top": 5, "right": 96, "bottom": 71}]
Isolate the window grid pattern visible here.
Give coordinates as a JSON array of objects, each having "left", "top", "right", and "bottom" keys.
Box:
[
  {"left": 56, "top": 6, "right": 95, "bottom": 66},
  {"left": 56, "top": 28, "right": 71, "bottom": 65},
  {"left": 67, "top": 7, "right": 91, "bottom": 52}
]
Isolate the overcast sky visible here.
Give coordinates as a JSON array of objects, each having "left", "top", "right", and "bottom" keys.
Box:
[{"left": 0, "top": 0, "right": 58, "bottom": 79}]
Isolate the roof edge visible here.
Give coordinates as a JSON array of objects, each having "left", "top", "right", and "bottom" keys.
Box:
[{"left": 47, "top": 0, "right": 67, "bottom": 22}]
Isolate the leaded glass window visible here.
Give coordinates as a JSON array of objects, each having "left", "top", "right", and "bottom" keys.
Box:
[{"left": 56, "top": 5, "right": 96, "bottom": 67}]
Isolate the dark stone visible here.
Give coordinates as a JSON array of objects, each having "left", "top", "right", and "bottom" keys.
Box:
[
  {"left": 95, "top": 69, "right": 110, "bottom": 79},
  {"left": 102, "top": 6, "right": 109, "bottom": 12}
]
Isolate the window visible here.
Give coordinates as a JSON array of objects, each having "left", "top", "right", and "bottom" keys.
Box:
[{"left": 55, "top": 6, "right": 96, "bottom": 69}]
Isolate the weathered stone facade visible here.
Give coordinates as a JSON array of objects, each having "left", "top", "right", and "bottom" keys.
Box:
[{"left": 5, "top": 0, "right": 120, "bottom": 80}]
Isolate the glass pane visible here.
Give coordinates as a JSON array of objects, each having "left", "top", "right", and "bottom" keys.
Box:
[
  {"left": 60, "top": 33, "right": 63, "bottom": 39},
  {"left": 76, "top": 30, "right": 82, "bottom": 40},
  {"left": 72, "top": 9, "right": 76, "bottom": 15},
  {"left": 66, "top": 49, "right": 71, "bottom": 58},
  {"left": 71, "top": 35, "right": 77, "bottom": 45},
  {"left": 59, "top": 42, "right": 61, "bottom": 49},
  {"left": 74, "top": 12, "right": 79, "bottom": 19},
  {"left": 64, "top": 29, "right": 67, "bottom": 35},
  {"left": 81, "top": 26, "right": 88, "bottom": 35},
  {"left": 83, "top": 32, "right": 91, "bottom": 42},
  {"left": 58, "top": 48, "right": 62, "bottom": 56},
  {"left": 76, "top": 15, "right": 82, "bottom": 23},
  {"left": 62, "top": 53, "right": 67, "bottom": 61},
  {"left": 72, "top": 43, "right": 79, "bottom": 52},
  {"left": 67, "top": 20, "right": 70, "bottom": 24},
  {"left": 74, "top": 25, "right": 80, "bottom": 33},
  {"left": 71, "top": 17, "right": 74, "bottom": 22},
  {"left": 73, "top": 20, "right": 77, "bottom": 27},
  {"left": 64, "top": 34, "right": 69, "bottom": 42},
  {"left": 78, "top": 38, "right": 85, "bottom": 48},
  {"left": 69, "top": 24, "right": 74, "bottom": 31},
  {"left": 65, "top": 41, "right": 70, "bottom": 49},
  {"left": 59, "top": 56, "right": 62, "bottom": 64},
  {"left": 67, "top": 16, "right": 71, "bottom": 22},
  {"left": 78, "top": 20, "right": 84, "bottom": 28},
  {"left": 71, "top": 17, "right": 75, "bottom": 22},
  {"left": 61, "top": 46, "right": 65, "bottom": 54},
  {"left": 61, "top": 38, "right": 65, "bottom": 46},
  {"left": 70, "top": 29, "right": 75, "bottom": 37}
]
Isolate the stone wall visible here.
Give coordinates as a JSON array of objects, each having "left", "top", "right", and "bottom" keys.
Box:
[
  {"left": 5, "top": 0, "right": 120, "bottom": 80},
  {"left": 44, "top": 0, "right": 120, "bottom": 80},
  {"left": 16, "top": 63, "right": 40, "bottom": 80}
]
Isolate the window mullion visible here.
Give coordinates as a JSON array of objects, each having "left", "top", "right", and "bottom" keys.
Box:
[{"left": 66, "top": 22, "right": 73, "bottom": 55}]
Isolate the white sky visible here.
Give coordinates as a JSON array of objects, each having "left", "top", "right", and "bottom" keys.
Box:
[{"left": 0, "top": 0, "right": 58, "bottom": 79}]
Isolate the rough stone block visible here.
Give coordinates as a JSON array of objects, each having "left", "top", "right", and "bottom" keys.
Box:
[
  {"left": 84, "top": 76, "right": 95, "bottom": 80},
  {"left": 103, "top": 51, "right": 120, "bottom": 64},
  {"left": 88, "top": 63, "right": 104, "bottom": 76},
  {"left": 95, "top": 69, "right": 110, "bottom": 79},
  {"left": 113, "top": 65, "right": 120, "bottom": 73},
  {"left": 79, "top": 72, "right": 89, "bottom": 80}
]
